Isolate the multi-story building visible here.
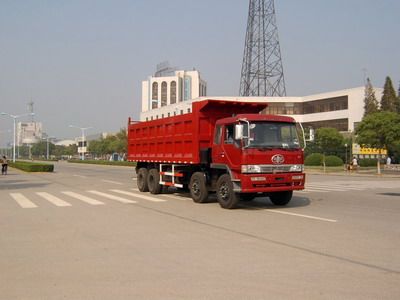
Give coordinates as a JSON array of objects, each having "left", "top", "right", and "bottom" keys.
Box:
[
  {"left": 141, "top": 69, "right": 207, "bottom": 114},
  {"left": 140, "top": 81, "right": 383, "bottom": 133},
  {"left": 16, "top": 122, "right": 43, "bottom": 145}
]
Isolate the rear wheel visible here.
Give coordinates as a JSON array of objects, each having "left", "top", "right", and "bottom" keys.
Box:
[
  {"left": 137, "top": 168, "right": 149, "bottom": 192},
  {"left": 147, "top": 168, "right": 162, "bottom": 194},
  {"left": 269, "top": 191, "right": 293, "bottom": 206},
  {"left": 189, "top": 172, "right": 208, "bottom": 203},
  {"left": 216, "top": 174, "right": 239, "bottom": 209}
]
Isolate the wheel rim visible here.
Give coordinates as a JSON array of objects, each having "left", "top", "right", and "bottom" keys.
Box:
[
  {"left": 192, "top": 180, "right": 200, "bottom": 196},
  {"left": 219, "top": 182, "right": 229, "bottom": 201}
]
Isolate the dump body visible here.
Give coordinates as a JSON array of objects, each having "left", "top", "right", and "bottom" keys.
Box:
[{"left": 127, "top": 100, "right": 267, "bottom": 164}]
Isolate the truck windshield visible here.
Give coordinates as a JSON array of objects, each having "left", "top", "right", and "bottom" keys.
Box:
[{"left": 245, "top": 122, "right": 300, "bottom": 149}]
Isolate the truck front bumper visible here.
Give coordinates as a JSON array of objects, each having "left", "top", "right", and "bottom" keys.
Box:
[{"left": 235, "top": 173, "right": 305, "bottom": 193}]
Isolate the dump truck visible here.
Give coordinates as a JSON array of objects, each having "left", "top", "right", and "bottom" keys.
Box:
[{"left": 127, "top": 99, "right": 305, "bottom": 209}]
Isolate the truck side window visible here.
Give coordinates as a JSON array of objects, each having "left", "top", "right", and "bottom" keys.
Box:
[
  {"left": 214, "top": 125, "right": 222, "bottom": 145},
  {"left": 224, "top": 125, "right": 234, "bottom": 144}
]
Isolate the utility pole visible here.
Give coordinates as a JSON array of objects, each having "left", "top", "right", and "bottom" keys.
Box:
[{"left": 239, "top": 0, "right": 286, "bottom": 97}]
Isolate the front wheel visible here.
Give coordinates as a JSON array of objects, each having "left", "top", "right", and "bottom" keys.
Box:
[
  {"left": 269, "top": 191, "right": 293, "bottom": 206},
  {"left": 189, "top": 172, "right": 209, "bottom": 203},
  {"left": 216, "top": 174, "right": 239, "bottom": 209}
]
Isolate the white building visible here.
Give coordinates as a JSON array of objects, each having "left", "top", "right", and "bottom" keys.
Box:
[
  {"left": 140, "top": 84, "right": 383, "bottom": 133},
  {"left": 141, "top": 69, "right": 207, "bottom": 113},
  {"left": 17, "top": 122, "right": 43, "bottom": 145}
]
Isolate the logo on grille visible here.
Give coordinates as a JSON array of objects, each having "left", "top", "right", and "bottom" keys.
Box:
[{"left": 271, "top": 154, "right": 284, "bottom": 164}]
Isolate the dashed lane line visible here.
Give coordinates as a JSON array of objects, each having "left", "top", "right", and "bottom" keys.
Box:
[
  {"left": 61, "top": 191, "right": 105, "bottom": 205},
  {"left": 36, "top": 192, "right": 72, "bottom": 207},
  {"left": 10, "top": 193, "right": 37, "bottom": 208},
  {"left": 267, "top": 209, "right": 338, "bottom": 223},
  {"left": 87, "top": 190, "right": 137, "bottom": 204}
]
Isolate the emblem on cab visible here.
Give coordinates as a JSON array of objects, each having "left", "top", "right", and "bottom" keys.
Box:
[{"left": 271, "top": 154, "right": 284, "bottom": 164}]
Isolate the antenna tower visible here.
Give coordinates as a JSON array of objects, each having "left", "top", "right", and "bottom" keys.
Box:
[
  {"left": 239, "top": 0, "right": 286, "bottom": 96},
  {"left": 27, "top": 101, "right": 35, "bottom": 122}
]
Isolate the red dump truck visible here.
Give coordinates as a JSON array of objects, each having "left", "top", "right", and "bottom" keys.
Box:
[{"left": 127, "top": 99, "right": 305, "bottom": 209}]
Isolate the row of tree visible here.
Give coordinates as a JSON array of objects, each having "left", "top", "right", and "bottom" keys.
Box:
[
  {"left": 87, "top": 129, "right": 127, "bottom": 158},
  {"left": 357, "top": 76, "right": 400, "bottom": 167}
]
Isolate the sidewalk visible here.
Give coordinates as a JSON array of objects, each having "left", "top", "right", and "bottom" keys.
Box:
[{"left": 305, "top": 167, "right": 400, "bottom": 178}]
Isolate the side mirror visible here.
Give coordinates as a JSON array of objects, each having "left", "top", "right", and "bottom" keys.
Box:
[{"left": 235, "top": 124, "right": 244, "bottom": 139}]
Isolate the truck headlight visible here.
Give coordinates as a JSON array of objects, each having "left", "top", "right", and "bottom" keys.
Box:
[
  {"left": 289, "top": 164, "right": 304, "bottom": 172},
  {"left": 241, "top": 165, "right": 262, "bottom": 173}
]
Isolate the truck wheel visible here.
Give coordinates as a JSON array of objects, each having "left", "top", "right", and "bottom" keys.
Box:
[
  {"left": 240, "top": 193, "right": 257, "bottom": 202},
  {"left": 137, "top": 168, "right": 149, "bottom": 192},
  {"left": 269, "top": 191, "right": 293, "bottom": 206},
  {"left": 189, "top": 172, "right": 208, "bottom": 203},
  {"left": 216, "top": 174, "right": 239, "bottom": 209},
  {"left": 147, "top": 168, "right": 162, "bottom": 194}
]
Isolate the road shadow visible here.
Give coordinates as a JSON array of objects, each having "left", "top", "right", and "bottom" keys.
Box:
[
  {"left": 0, "top": 179, "right": 50, "bottom": 190},
  {"left": 239, "top": 195, "right": 310, "bottom": 210},
  {"left": 377, "top": 192, "right": 400, "bottom": 197}
]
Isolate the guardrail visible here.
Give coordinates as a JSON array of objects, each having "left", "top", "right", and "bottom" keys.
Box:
[{"left": 384, "top": 164, "right": 400, "bottom": 171}]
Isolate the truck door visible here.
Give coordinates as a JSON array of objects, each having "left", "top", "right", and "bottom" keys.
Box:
[{"left": 212, "top": 124, "right": 241, "bottom": 170}]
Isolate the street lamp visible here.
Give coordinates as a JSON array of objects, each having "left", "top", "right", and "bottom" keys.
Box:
[
  {"left": 42, "top": 136, "right": 55, "bottom": 160},
  {"left": 69, "top": 125, "right": 92, "bottom": 160},
  {"left": 1, "top": 112, "right": 34, "bottom": 162}
]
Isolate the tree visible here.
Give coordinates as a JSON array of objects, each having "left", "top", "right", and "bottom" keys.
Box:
[
  {"left": 397, "top": 82, "right": 400, "bottom": 113},
  {"left": 356, "top": 111, "right": 400, "bottom": 173},
  {"left": 380, "top": 76, "right": 397, "bottom": 112},
  {"left": 363, "top": 78, "right": 379, "bottom": 116},
  {"left": 314, "top": 127, "right": 345, "bottom": 170},
  {"left": 315, "top": 127, "right": 344, "bottom": 155}
]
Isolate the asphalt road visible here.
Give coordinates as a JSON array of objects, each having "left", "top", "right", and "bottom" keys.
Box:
[{"left": 1, "top": 162, "right": 399, "bottom": 299}]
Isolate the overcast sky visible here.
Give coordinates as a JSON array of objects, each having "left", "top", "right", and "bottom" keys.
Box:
[{"left": 1, "top": 0, "right": 399, "bottom": 143}]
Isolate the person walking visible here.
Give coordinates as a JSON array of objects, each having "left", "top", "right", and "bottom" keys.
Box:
[
  {"left": 351, "top": 156, "right": 358, "bottom": 171},
  {"left": 1, "top": 155, "right": 8, "bottom": 175}
]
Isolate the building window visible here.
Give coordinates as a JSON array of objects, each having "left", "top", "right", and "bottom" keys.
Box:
[
  {"left": 184, "top": 77, "right": 191, "bottom": 101},
  {"left": 161, "top": 82, "right": 167, "bottom": 107},
  {"left": 152, "top": 82, "right": 158, "bottom": 109},
  {"left": 170, "top": 81, "right": 177, "bottom": 104}
]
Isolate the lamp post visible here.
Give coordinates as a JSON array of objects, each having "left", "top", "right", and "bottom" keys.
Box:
[
  {"left": 1, "top": 112, "right": 34, "bottom": 162},
  {"left": 69, "top": 125, "right": 92, "bottom": 160},
  {"left": 42, "top": 136, "right": 55, "bottom": 160},
  {"left": 344, "top": 143, "right": 348, "bottom": 171}
]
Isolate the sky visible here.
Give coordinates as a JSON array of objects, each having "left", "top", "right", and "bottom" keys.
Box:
[{"left": 1, "top": 0, "right": 399, "bottom": 143}]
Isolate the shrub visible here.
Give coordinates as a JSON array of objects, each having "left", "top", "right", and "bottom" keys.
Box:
[
  {"left": 359, "top": 158, "right": 379, "bottom": 167},
  {"left": 9, "top": 161, "right": 54, "bottom": 172},
  {"left": 324, "top": 155, "right": 343, "bottom": 166},
  {"left": 305, "top": 153, "right": 323, "bottom": 166}
]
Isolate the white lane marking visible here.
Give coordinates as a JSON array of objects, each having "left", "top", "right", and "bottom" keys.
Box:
[
  {"left": 110, "top": 189, "right": 166, "bottom": 202},
  {"left": 268, "top": 210, "right": 337, "bottom": 223},
  {"left": 87, "top": 191, "right": 137, "bottom": 204},
  {"left": 131, "top": 177, "right": 137, "bottom": 181},
  {"left": 307, "top": 184, "right": 364, "bottom": 191},
  {"left": 73, "top": 174, "right": 87, "bottom": 178},
  {"left": 101, "top": 179, "right": 123, "bottom": 185},
  {"left": 61, "top": 191, "right": 105, "bottom": 205},
  {"left": 296, "top": 189, "right": 328, "bottom": 193},
  {"left": 36, "top": 192, "right": 72, "bottom": 207},
  {"left": 10, "top": 193, "right": 37, "bottom": 208}
]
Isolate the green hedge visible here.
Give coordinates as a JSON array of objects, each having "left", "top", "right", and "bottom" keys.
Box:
[
  {"left": 359, "top": 158, "right": 379, "bottom": 167},
  {"left": 325, "top": 155, "right": 343, "bottom": 166},
  {"left": 305, "top": 153, "right": 323, "bottom": 166},
  {"left": 9, "top": 161, "right": 54, "bottom": 172},
  {"left": 67, "top": 159, "right": 137, "bottom": 167}
]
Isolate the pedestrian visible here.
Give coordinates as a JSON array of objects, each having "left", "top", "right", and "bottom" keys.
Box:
[
  {"left": 352, "top": 156, "right": 358, "bottom": 170},
  {"left": 386, "top": 156, "right": 391, "bottom": 165},
  {"left": 1, "top": 155, "right": 8, "bottom": 175}
]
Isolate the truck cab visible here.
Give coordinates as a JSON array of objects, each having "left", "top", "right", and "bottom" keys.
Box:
[{"left": 210, "top": 114, "right": 305, "bottom": 208}]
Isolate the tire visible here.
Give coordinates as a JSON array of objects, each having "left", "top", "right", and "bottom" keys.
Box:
[
  {"left": 269, "top": 191, "right": 293, "bottom": 206},
  {"left": 147, "top": 168, "right": 162, "bottom": 194},
  {"left": 137, "top": 168, "right": 149, "bottom": 192},
  {"left": 216, "top": 174, "right": 239, "bottom": 209},
  {"left": 189, "top": 172, "right": 209, "bottom": 203},
  {"left": 240, "top": 193, "right": 257, "bottom": 202}
]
